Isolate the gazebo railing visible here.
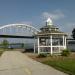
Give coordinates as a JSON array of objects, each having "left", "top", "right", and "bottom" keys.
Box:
[{"left": 38, "top": 46, "right": 64, "bottom": 54}]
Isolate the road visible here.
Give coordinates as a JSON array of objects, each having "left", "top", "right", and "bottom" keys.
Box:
[{"left": 0, "top": 51, "right": 67, "bottom": 75}]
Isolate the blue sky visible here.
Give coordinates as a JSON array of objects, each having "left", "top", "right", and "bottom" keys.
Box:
[{"left": 0, "top": 0, "right": 75, "bottom": 36}]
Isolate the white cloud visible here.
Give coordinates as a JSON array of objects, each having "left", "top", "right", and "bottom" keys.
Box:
[{"left": 42, "top": 10, "right": 65, "bottom": 20}]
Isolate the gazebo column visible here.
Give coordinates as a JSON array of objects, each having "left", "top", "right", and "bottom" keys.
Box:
[
  {"left": 37, "top": 37, "right": 40, "bottom": 54},
  {"left": 34, "top": 37, "right": 36, "bottom": 53},
  {"left": 50, "top": 35, "right": 53, "bottom": 55},
  {"left": 58, "top": 39, "right": 61, "bottom": 53},
  {"left": 63, "top": 35, "right": 65, "bottom": 49},
  {"left": 64, "top": 36, "right": 67, "bottom": 49}
]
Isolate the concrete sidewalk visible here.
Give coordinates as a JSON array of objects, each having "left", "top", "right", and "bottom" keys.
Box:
[{"left": 0, "top": 51, "right": 67, "bottom": 75}]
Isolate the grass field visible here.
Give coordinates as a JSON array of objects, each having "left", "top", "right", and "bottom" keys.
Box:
[
  {"left": 27, "top": 52, "right": 75, "bottom": 75},
  {"left": 43, "top": 58, "right": 75, "bottom": 75}
]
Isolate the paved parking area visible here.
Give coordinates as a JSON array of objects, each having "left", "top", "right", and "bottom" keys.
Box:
[{"left": 0, "top": 51, "right": 67, "bottom": 75}]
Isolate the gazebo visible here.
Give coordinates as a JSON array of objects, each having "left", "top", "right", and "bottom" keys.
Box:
[{"left": 35, "top": 18, "right": 67, "bottom": 55}]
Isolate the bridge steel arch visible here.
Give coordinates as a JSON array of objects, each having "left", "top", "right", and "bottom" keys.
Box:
[{"left": 0, "top": 23, "right": 40, "bottom": 33}]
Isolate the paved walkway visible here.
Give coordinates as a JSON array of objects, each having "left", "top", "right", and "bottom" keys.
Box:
[{"left": 0, "top": 51, "right": 67, "bottom": 75}]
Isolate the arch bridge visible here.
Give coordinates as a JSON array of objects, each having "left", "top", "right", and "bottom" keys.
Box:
[
  {"left": 0, "top": 24, "right": 40, "bottom": 51},
  {"left": 0, "top": 23, "right": 40, "bottom": 38}
]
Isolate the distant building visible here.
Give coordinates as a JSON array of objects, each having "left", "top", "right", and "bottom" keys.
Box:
[{"left": 67, "top": 39, "right": 75, "bottom": 51}]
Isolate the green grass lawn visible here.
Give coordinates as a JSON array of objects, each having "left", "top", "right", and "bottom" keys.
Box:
[
  {"left": 28, "top": 52, "right": 75, "bottom": 75},
  {"left": 43, "top": 57, "right": 75, "bottom": 75}
]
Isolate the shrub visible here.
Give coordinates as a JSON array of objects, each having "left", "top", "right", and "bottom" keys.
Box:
[
  {"left": 37, "top": 53, "right": 47, "bottom": 58},
  {"left": 1, "top": 39, "right": 9, "bottom": 49},
  {"left": 61, "top": 49, "right": 70, "bottom": 56}
]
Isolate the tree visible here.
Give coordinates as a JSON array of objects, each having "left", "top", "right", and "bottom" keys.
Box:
[
  {"left": 1, "top": 39, "right": 9, "bottom": 49},
  {"left": 72, "top": 28, "right": 75, "bottom": 39}
]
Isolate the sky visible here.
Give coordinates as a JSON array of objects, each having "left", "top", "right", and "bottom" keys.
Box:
[{"left": 0, "top": 0, "right": 75, "bottom": 37}]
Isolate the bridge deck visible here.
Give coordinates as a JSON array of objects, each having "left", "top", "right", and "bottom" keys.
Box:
[{"left": 0, "top": 35, "right": 34, "bottom": 38}]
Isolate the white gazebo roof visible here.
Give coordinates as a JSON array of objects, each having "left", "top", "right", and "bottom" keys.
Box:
[
  {"left": 36, "top": 18, "right": 67, "bottom": 37},
  {"left": 46, "top": 18, "right": 53, "bottom": 26}
]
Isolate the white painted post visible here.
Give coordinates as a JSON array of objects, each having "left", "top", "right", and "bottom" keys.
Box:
[
  {"left": 63, "top": 35, "right": 64, "bottom": 48},
  {"left": 38, "top": 37, "right": 40, "bottom": 54},
  {"left": 58, "top": 39, "right": 60, "bottom": 53},
  {"left": 50, "top": 35, "right": 53, "bottom": 55},
  {"left": 64, "top": 36, "right": 66, "bottom": 49},
  {"left": 34, "top": 37, "right": 36, "bottom": 53}
]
